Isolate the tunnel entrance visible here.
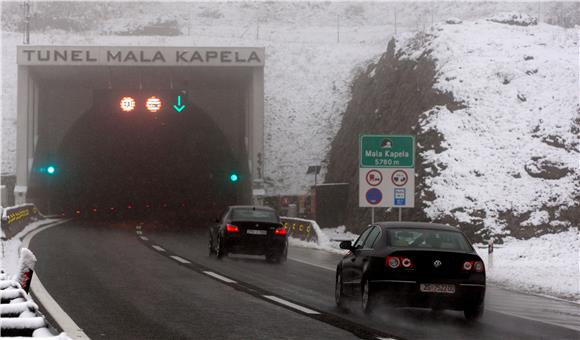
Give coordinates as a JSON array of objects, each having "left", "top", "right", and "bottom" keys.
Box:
[
  {"left": 45, "top": 90, "right": 246, "bottom": 222},
  {"left": 16, "top": 46, "right": 265, "bottom": 223}
]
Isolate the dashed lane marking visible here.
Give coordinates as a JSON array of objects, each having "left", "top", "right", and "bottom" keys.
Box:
[
  {"left": 203, "top": 271, "right": 237, "bottom": 284},
  {"left": 263, "top": 295, "right": 320, "bottom": 315},
  {"left": 170, "top": 255, "right": 191, "bottom": 264},
  {"left": 136, "top": 225, "right": 142, "bottom": 230},
  {"left": 151, "top": 245, "right": 165, "bottom": 252},
  {"left": 136, "top": 232, "right": 403, "bottom": 340},
  {"left": 139, "top": 236, "right": 149, "bottom": 241},
  {"left": 136, "top": 231, "right": 142, "bottom": 235}
]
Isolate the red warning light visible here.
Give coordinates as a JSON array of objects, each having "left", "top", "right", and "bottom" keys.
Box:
[
  {"left": 120, "top": 97, "right": 136, "bottom": 112},
  {"left": 146, "top": 96, "right": 162, "bottom": 112}
]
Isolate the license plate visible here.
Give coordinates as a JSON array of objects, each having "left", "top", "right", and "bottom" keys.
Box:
[
  {"left": 420, "top": 283, "right": 456, "bottom": 294},
  {"left": 246, "top": 229, "right": 267, "bottom": 235}
]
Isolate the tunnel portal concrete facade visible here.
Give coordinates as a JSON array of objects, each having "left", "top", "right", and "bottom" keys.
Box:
[{"left": 15, "top": 46, "right": 265, "bottom": 206}]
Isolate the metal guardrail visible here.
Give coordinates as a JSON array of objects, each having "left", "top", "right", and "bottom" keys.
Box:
[
  {"left": 0, "top": 249, "right": 66, "bottom": 338},
  {"left": 280, "top": 217, "right": 319, "bottom": 243},
  {"left": 1, "top": 204, "right": 43, "bottom": 240}
]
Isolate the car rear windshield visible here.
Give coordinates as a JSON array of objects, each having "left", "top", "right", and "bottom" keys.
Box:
[
  {"left": 231, "top": 208, "right": 279, "bottom": 223},
  {"left": 387, "top": 228, "right": 472, "bottom": 251}
]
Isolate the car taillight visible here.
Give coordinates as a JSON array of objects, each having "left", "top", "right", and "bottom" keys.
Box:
[
  {"left": 386, "top": 256, "right": 401, "bottom": 269},
  {"left": 401, "top": 257, "right": 414, "bottom": 268},
  {"left": 463, "top": 260, "right": 484, "bottom": 272},
  {"left": 226, "top": 224, "right": 239, "bottom": 233},
  {"left": 463, "top": 261, "right": 473, "bottom": 271},
  {"left": 274, "top": 227, "right": 287, "bottom": 235}
]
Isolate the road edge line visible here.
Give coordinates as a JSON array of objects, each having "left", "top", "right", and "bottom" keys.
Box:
[{"left": 22, "top": 219, "right": 91, "bottom": 340}]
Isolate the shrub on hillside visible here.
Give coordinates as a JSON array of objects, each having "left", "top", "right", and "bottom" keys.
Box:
[{"left": 487, "top": 13, "right": 538, "bottom": 26}]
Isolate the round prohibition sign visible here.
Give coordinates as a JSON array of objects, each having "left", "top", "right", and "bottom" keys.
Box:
[
  {"left": 391, "top": 170, "right": 409, "bottom": 187},
  {"left": 365, "top": 170, "right": 383, "bottom": 186},
  {"left": 365, "top": 188, "right": 383, "bottom": 205}
]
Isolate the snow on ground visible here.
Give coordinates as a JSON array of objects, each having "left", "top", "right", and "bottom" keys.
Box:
[
  {"left": 289, "top": 225, "right": 356, "bottom": 255},
  {"left": 476, "top": 228, "right": 580, "bottom": 302},
  {"left": 292, "top": 226, "right": 580, "bottom": 302},
  {"left": 398, "top": 18, "right": 579, "bottom": 235},
  {"left": 0, "top": 218, "right": 59, "bottom": 277}
]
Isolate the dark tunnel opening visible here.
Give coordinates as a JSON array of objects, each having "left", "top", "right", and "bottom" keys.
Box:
[{"left": 41, "top": 91, "right": 248, "bottom": 225}]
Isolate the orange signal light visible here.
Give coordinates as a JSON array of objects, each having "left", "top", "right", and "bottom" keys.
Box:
[
  {"left": 146, "top": 96, "right": 162, "bottom": 112},
  {"left": 120, "top": 97, "right": 136, "bottom": 112}
]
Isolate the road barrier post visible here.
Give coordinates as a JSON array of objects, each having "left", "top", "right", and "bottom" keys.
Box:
[
  {"left": 16, "top": 248, "right": 36, "bottom": 293},
  {"left": 487, "top": 239, "right": 494, "bottom": 269}
]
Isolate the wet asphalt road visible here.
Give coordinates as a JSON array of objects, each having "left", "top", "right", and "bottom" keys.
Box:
[{"left": 29, "top": 220, "right": 580, "bottom": 340}]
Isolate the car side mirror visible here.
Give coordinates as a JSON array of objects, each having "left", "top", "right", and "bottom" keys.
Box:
[{"left": 339, "top": 240, "right": 353, "bottom": 250}]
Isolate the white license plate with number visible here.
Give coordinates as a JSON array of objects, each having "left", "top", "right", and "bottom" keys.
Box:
[
  {"left": 420, "top": 283, "right": 456, "bottom": 294},
  {"left": 246, "top": 229, "right": 267, "bottom": 235}
]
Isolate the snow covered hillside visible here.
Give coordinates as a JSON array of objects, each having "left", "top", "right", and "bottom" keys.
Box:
[{"left": 398, "top": 16, "right": 579, "bottom": 238}]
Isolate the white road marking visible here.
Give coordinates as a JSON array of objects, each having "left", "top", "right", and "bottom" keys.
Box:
[
  {"left": 21, "top": 219, "right": 91, "bottom": 340},
  {"left": 170, "top": 255, "right": 191, "bottom": 264},
  {"left": 136, "top": 230, "right": 142, "bottom": 235},
  {"left": 377, "top": 337, "right": 397, "bottom": 340},
  {"left": 135, "top": 225, "right": 142, "bottom": 230},
  {"left": 203, "top": 271, "right": 237, "bottom": 284},
  {"left": 151, "top": 245, "right": 165, "bottom": 252},
  {"left": 263, "top": 295, "right": 320, "bottom": 315},
  {"left": 288, "top": 256, "right": 335, "bottom": 272},
  {"left": 139, "top": 236, "right": 149, "bottom": 241}
]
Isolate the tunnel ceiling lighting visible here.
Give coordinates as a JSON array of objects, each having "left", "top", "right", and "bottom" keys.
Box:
[
  {"left": 120, "top": 96, "right": 136, "bottom": 112},
  {"left": 230, "top": 173, "right": 239, "bottom": 182},
  {"left": 47, "top": 165, "right": 56, "bottom": 175},
  {"left": 146, "top": 96, "right": 162, "bottom": 113}
]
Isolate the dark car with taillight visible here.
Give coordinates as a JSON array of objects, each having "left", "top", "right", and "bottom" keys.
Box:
[
  {"left": 209, "top": 205, "right": 288, "bottom": 263},
  {"left": 335, "top": 222, "right": 485, "bottom": 320}
]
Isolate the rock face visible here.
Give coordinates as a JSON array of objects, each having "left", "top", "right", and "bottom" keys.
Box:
[
  {"left": 325, "top": 19, "right": 579, "bottom": 242},
  {"left": 325, "top": 36, "right": 460, "bottom": 233}
]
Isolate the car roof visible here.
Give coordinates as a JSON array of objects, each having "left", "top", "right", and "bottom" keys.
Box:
[
  {"left": 375, "top": 221, "right": 460, "bottom": 232},
  {"left": 229, "top": 205, "right": 276, "bottom": 211}
]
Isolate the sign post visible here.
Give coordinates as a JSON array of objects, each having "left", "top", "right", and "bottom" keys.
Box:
[{"left": 359, "top": 135, "right": 415, "bottom": 223}]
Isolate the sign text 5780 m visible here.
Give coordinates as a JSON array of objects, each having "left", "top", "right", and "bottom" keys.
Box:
[{"left": 366, "top": 150, "right": 411, "bottom": 166}]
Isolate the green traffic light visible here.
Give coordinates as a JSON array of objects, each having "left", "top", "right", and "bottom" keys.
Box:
[
  {"left": 230, "top": 173, "right": 239, "bottom": 182},
  {"left": 47, "top": 166, "right": 56, "bottom": 175}
]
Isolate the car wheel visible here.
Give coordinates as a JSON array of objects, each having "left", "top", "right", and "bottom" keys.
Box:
[
  {"left": 335, "top": 271, "right": 348, "bottom": 310},
  {"left": 278, "top": 246, "right": 288, "bottom": 263},
  {"left": 361, "top": 279, "right": 375, "bottom": 314},
  {"left": 464, "top": 304, "right": 484, "bottom": 321},
  {"left": 216, "top": 236, "right": 225, "bottom": 259},
  {"left": 208, "top": 237, "right": 215, "bottom": 256}
]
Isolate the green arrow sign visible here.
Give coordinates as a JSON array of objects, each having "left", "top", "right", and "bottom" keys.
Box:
[
  {"left": 360, "top": 135, "right": 415, "bottom": 168},
  {"left": 173, "top": 95, "right": 186, "bottom": 112}
]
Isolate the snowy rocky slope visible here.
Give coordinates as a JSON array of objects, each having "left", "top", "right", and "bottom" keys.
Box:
[
  {"left": 326, "top": 14, "right": 578, "bottom": 239},
  {"left": 410, "top": 16, "right": 579, "bottom": 238}
]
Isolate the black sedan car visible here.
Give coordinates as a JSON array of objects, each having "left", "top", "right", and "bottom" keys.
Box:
[
  {"left": 209, "top": 205, "right": 288, "bottom": 263},
  {"left": 335, "top": 222, "right": 485, "bottom": 320}
]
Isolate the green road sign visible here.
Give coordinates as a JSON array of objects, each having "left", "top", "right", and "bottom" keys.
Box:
[{"left": 360, "top": 135, "right": 415, "bottom": 168}]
